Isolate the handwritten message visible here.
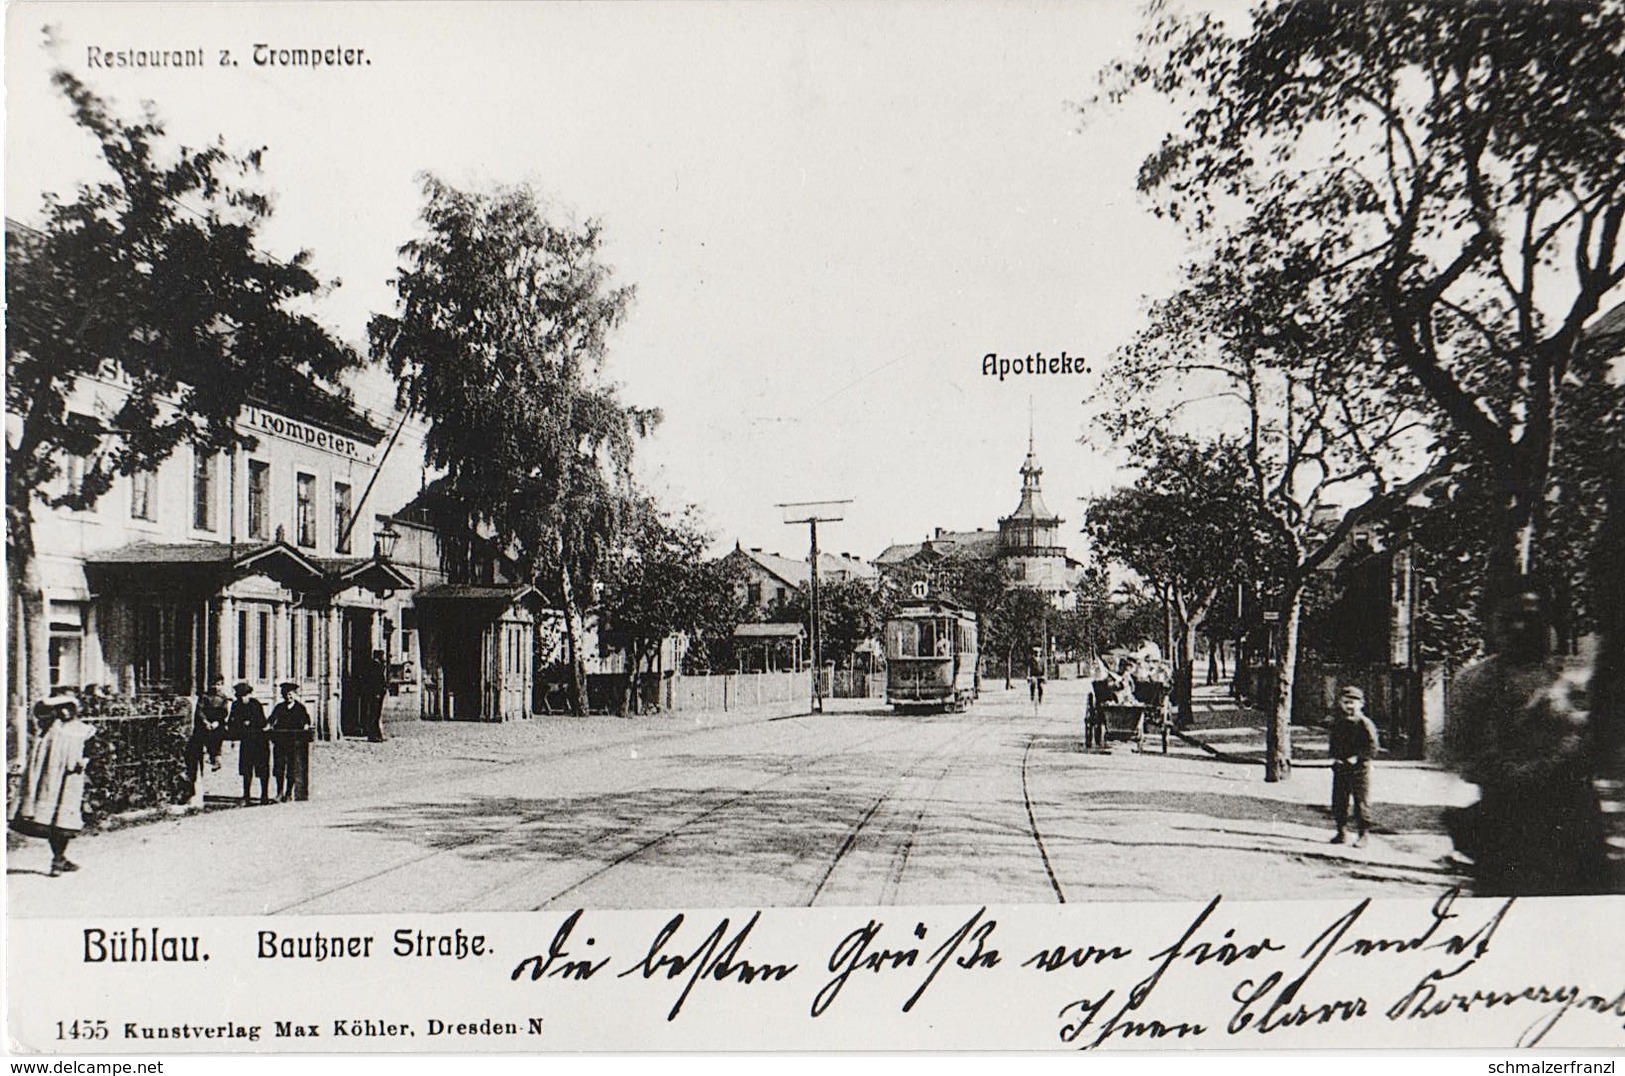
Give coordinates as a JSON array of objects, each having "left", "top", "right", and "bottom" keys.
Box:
[{"left": 12, "top": 890, "right": 1623, "bottom": 1053}]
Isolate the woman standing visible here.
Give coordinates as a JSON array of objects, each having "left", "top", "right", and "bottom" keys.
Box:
[
  {"left": 10, "top": 696, "right": 96, "bottom": 877},
  {"left": 232, "top": 682, "right": 270, "bottom": 805}
]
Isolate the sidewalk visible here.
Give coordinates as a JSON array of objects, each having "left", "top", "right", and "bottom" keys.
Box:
[
  {"left": 1170, "top": 680, "right": 1477, "bottom": 829},
  {"left": 123, "top": 691, "right": 817, "bottom": 820}
]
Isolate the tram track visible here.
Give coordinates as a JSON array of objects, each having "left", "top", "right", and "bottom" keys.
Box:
[
  {"left": 273, "top": 718, "right": 924, "bottom": 915},
  {"left": 803, "top": 720, "right": 988, "bottom": 907},
  {"left": 1022, "top": 734, "right": 1067, "bottom": 903},
  {"left": 527, "top": 716, "right": 986, "bottom": 911}
]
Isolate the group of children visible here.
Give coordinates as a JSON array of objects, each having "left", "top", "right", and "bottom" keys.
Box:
[{"left": 188, "top": 678, "right": 313, "bottom": 804}]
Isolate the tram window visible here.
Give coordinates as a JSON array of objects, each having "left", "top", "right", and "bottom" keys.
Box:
[
  {"left": 918, "top": 620, "right": 937, "bottom": 657},
  {"left": 888, "top": 621, "right": 918, "bottom": 659},
  {"left": 934, "top": 620, "right": 951, "bottom": 656}
]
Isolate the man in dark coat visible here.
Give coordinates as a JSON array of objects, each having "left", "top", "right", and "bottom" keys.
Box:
[
  {"left": 1329, "top": 685, "right": 1381, "bottom": 847},
  {"left": 232, "top": 682, "right": 270, "bottom": 805},
  {"left": 362, "top": 649, "right": 388, "bottom": 742}
]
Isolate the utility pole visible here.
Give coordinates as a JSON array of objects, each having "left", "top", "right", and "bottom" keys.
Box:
[{"left": 778, "top": 500, "right": 851, "bottom": 714}]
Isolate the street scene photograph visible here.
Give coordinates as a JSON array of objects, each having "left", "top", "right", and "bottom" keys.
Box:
[{"left": 5, "top": 0, "right": 1624, "bottom": 938}]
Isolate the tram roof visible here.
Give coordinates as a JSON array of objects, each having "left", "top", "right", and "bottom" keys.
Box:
[{"left": 891, "top": 598, "right": 973, "bottom": 617}]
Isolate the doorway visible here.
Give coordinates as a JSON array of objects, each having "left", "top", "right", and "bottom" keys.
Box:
[{"left": 340, "top": 608, "right": 374, "bottom": 737}]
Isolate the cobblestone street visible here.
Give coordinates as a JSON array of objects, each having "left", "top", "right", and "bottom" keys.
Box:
[{"left": 7, "top": 682, "right": 1477, "bottom": 916}]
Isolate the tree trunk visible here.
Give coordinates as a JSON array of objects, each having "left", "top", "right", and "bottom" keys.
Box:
[
  {"left": 7, "top": 537, "right": 47, "bottom": 787},
  {"left": 1266, "top": 583, "right": 1302, "bottom": 783},
  {"left": 1177, "top": 619, "right": 1199, "bottom": 728},
  {"left": 1590, "top": 460, "right": 1625, "bottom": 891},
  {"left": 556, "top": 561, "right": 589, "bottom": 716}
]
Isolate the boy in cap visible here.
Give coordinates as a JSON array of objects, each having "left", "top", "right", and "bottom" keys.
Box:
[
  {"left": 231, "top": 682, "right": 270, "bottom": 805},
  {"left": 268, "top": 682, "right": 313, "bottom": 802},
  {"left": 1329, "top": 685, "right": 1381, "bottom": 847}
]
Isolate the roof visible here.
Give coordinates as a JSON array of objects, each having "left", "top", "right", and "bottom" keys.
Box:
[
  {"left": 85, "top": 541, "right": 325, "bottom": 593},
  {"left": 877, "top": 529, "right": 1001, "bottom": 565},
  {"left": 84, "top": 541, "right": 414, "bottom": 595},
  {"left": 416, "top": 584, "right": 537, "bottom": 603},
  {"left": 726, "top": 547, "right": 876, "bottom": 588},
  {"left": 317, "top": 557, "right": 415, "bottom": 593},
  {"left": 733, "top": 622, "right": 806, "bottom": 639}
]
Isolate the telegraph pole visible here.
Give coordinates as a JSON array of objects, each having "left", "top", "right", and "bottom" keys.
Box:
[{"left": 778, "top": 500, "right": 851, "bottom": 714}]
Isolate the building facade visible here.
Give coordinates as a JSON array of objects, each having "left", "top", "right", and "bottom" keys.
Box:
[{"left": 22, "top": 368, "right": 430, "bottom": 738}]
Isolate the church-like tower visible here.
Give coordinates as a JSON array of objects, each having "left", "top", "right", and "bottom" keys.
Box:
[{"left": 997, "top": 432, "right": 1069, "bottom": 595}]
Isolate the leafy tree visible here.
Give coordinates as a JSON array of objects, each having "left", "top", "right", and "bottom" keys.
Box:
[
  {"left": 774, "top": 578, "right": 884, "bottom": 668},
  {"left": 371, "top": 177, "right": 657, "bottom": 714},
  {"left": 598, "top": 498, "right": 743, "bottom": 713},
  {"left": 6, "top": 72, "right": 358, "bottom": 746},
  {"left": 1086, "top": 436, "right": 1271, "bottom": 724},
  {"left": 983, "top": 587, "right": 1056, "bottom": 688},
  {"left": 1092, "top": 219, "right": 1444, "bottom": 779},
  {"left": 1098, "top": 0, "right": 1625, "bottom": 607}
]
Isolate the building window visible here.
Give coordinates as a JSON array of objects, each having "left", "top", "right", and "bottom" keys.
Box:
[
  {"left": 295, "top": 473, "right": 316, "bottom": 547},
  {"left": 193, "top": 450, "right": 217, "bottom": 531},
  {"left": 47, "top": 602, "right": 86, "bottom": 690},
  {"left": 247, "top": 460, "right": 270, "bottom": 540},
  {"left": 64, "top": 455, "right": 88, "bottom": 508},
  {"left": 746, "top": 583, "right": 762, "bottom": 605},
  {"left": 302, "top": 610, "right": 320, "bottom": 679},
  {"left": 236, "top": 609, "right": 249, "bottom": 681},
  {"left": 257, "top": 609, "right": 272, "bottom": 681},
  {"left": 134, "top": 603, "right": 189, "bottom": 693},
  {"left": 334, "top": 482, "right": 353, "bottom": 554},
  {"left": 130, "top": 470, "right": 157, "bottom": 522}
]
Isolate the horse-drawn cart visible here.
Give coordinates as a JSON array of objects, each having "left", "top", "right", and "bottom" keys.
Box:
[{"left": 1082, "top": 679, "right": 1171, "bottom": 753}]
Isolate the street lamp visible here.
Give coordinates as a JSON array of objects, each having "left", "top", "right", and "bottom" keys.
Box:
[{"left": 374, "top": 517, "right": 401, "bottom": 561}]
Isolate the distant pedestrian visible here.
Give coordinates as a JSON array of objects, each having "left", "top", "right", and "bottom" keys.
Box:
[
  {"left": 232, "top": 682, "right": 270, "bottom": 805},
  {"left": 362, "top": 650, "right": 388, "bottom": 742},
  {"left": 10, "top": 696, "right": 96, "bottom": 877},
  {"left": 1329, "top": 685, "right": 1380, "bottom": 847},
  {"left": 186, "top": 676, "right": 229, "bottom": 792},
  {"left": 1027, "top": 651, "right": 1046, "bottom": 705},
  {"left": 268, "top": 682, "right": 313, "bottom": 802}
]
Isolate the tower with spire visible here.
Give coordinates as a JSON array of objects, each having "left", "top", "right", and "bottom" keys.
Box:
[{"left": 997, "top": 422, "right": 1069, "bottom": 596}]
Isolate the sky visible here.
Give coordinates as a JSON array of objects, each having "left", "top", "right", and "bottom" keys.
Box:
[{"left": 4, "top": 0, "right": 1232, "bottom": 562}]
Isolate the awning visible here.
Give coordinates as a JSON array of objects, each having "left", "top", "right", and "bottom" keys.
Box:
[
  {"left": 733, "top": 622, "right": 805, "bottom": 639},
  {"left": 415, "top": 583, "right": 543, "bottom": 616},
  {"left": 84, "top": 540, "right": 326, "bottom": 595},
  {"left": 317, "top": 557, "right": 415, "bottom": 596}
]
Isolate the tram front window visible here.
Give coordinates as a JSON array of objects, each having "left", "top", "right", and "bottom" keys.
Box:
[
  {"left": 888, "top": 621, "right": 919, "bottom": 660},
  {"left": 917, "top": 620, "right": 937, "bottom": 657},
  {"left": 934, "top": 620, "right": 952, "bottom": 656}
]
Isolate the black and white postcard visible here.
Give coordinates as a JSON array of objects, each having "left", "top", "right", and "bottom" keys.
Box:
[{"left": 6, "top": 0, "right": 1624, "bottom": 1057}]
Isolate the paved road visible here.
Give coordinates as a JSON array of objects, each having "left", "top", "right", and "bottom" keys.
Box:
[{"left": 7, "top": 680, "right": 1474, "bottom": 916}]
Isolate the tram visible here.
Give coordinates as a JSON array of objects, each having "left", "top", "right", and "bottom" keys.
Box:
[{"left": 884, "top": 598, "right": 978, "bottom": 712}]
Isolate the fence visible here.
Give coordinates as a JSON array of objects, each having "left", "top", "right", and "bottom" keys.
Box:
[
  {"left": 670, "top": 671, "right": 806, "bottom": 712},
  {"left": 7, "top": 694, "right": 195, "bottom": 826}
]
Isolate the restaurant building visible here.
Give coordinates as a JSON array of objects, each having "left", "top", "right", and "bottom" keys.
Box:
[{"left": 27, "top": 367, "right": 427, "bottom": 738}]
